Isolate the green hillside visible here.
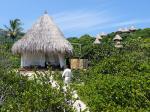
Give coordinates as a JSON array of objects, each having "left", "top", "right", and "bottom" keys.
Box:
[
  {"left": 0, "top": 28, "right": 150, "bottom": 111},
  {"left": 68, "top": 28, "right": 150, "bottom": 111}
]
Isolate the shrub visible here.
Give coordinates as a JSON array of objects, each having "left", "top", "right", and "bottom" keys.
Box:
[
  {"left": 0, "top": 69, "right": 73, "bottom": 112},
  {"left": 75, "top": 72, "right": 150, "bottom": 112}
]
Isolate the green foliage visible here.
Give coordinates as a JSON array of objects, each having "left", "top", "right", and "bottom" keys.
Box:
[
  {"left": 0, "top": 69, "right": 73, "bottom": 112},
  {"left": 75, "top": 72, "right": 150, "bottom": 112},
  {"left": 68, "top": 28, "right": 150, "bottom": 111},
  {"left": 4, "top": 19, "right": 23, "bottom": 40},
  {"left": 0, "top": 36, "right": 74, "bottom": 111},
  {"left": 0, "top": 36, "right": 20, "bottom": 68},
  {"left": 68, "top": 34, "right": 94, "bottom": 58},
  {"left": 0, "top": 28, "right": 150, "bottom": 111}
]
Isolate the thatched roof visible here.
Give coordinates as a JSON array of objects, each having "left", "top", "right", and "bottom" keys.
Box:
[
  {"left": 93, "top": 38, "right": 101, "bottom": 44},
  {"left": 122, "top": 28, "right": 129, "bottom": 33},
  {"left": 12, "top": 12, "right": 73, "bottom": 55},
  {"left": 100, "top": 32, "right": 107, "bottom": 36},
  {"left": 96, "top": 34, "right": 102, "bottom": 40},
  {"left": 117, "top": 28, "right": 124, "bottom": 32},
  {"left": 113, "top": 34, "right": 122, "bottom": 41},
  {"left": 129, "top": 26, "right": 136, "bottom": 31},
  {"left": 117, "top": 27, "right": 130, "bottom": 33}
]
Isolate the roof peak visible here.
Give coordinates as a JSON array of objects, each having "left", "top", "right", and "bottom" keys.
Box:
[{"left": 44, "top": 10, "right": 48, "bottom": 14}]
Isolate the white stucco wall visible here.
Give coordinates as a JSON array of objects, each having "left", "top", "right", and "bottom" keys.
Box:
[{"left": 21, "top": 52, "right": 45, "bottom": 67}]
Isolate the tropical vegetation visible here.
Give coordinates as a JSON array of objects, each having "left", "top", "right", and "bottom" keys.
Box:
[
  {"left": 0, "top": 26, "right": 150, "bottom": 111},
  {"left": 4, "top": 19, "right": 23, "bottom": 41}
]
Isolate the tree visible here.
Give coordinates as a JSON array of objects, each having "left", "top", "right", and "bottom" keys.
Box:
[{"left": 4, "top": 19, "right": 23, "bottom": 41}]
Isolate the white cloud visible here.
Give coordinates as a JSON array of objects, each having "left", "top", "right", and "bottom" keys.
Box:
[
  {"left": 52, "top": 10, "right": 150, "bottom": 37},
  {"left": 52, "top": 10, "right": 114, "bottom": 33}
]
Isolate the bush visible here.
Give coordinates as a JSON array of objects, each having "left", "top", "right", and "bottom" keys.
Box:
[
  {"left": 0, "top": 28, "right": 150, "bottom": 111},
  {"left": 69, "top": 29, "right": 150, "bottom": 111},
  {"left": 0, "top": 69, "right": 73, "bottom": 112},
  {"left": 74, "top": 72, "right": 150, "bottom": 112}
]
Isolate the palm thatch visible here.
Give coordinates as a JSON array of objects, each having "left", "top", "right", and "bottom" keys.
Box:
[
  {"left": 122, "top": 28, "right": 129, "bottom": 33},
  {"left": 12, "top": 13, "right": 73, "bottom": 55},
  {"left": 129, "top": 26, "right": 136, "bottom": 31},
  {"left": 117, "top": 28, "right": 124, "bottom": 32},
  {"left": 100, "top": 32, "right": 107, "bottom": 36},
  {"left": 96, "top": 34, "right": 102, "bottom": 40},
  {"left": 113, "top": 34, "right": 122, "bottom": 41},
  {"left": 93, "top": 38, "right": 101, "bottom": 44}
]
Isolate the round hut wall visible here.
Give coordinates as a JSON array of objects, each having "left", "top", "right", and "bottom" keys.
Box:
[{"left": 21, "top": 52, "right": 65, "bottom": 68}]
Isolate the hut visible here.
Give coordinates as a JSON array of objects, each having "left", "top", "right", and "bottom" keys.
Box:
[
  {"left": 113, "top": 34, "right": 123, "bottom": 48},
  {"left": 93, "top": 38, "right": 101, "bottom": 44},
  {"left": 100, "top": 32, "right": 107, "bottom": 37},
  {"left": 122, "top": 28, "right": 130, "bottom": 33},
  {"left": 129, "top": 26, "right": 136, "bottom": 32},
  {"left": 93, "top": 34, "right": 103, "bottom": 44},
  {"left": 117, "top": 28, "right": 124, "bottom": 34},
  {"left": 96, "top": 34, "right": 102, "bottom": 40},
  {"left": 12, "top": 12, "right": 73, "bottom": 68},
  {"left": 117, "top": 28, "right": 130, "bottom": 33}
]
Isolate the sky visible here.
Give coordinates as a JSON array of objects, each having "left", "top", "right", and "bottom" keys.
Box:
[{"left": 0, "top": 0, "right": 150, "bottom": 37}]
